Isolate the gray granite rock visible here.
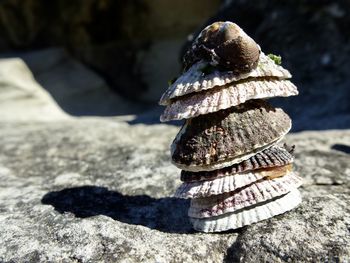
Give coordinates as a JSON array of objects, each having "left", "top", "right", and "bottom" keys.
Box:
[
  {"left": 0, "top": 57, "right": 68, "bottom": 122},
  {"left": 0, "top": 120, "right": 349, "bottom": 262},
  {"left": 225, "top": 186, "right": 350, "bottom": 263},
  {"left": 0, "top": 0, "right": 221, "bottom": 103},
  {"left": 17, "top": 48, "right": 147, "bottom": 116}
]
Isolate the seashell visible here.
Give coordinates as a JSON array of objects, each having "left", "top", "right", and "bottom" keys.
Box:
[
  {"left": 181, "top": 145, "right": 294, "bottom": 182},
  {"left": 183, "top": 22, "right": 260, "bottom": 73},
  {"left": 171, "top": 100, "right": 291, "bottom": 172},
  {"left": 175, "top": 164, "right": 294, "bottom": 199},
  {"left": 160, "top": 79, "right": 298, "bottom": 122},
  {"left": 190, "top": 188, "right": 302, "bottom": 232},
  {"left": 159, "top": 52, "right": 291, "bottom": 106},
  {"left": 182, "top": 22, "right": 226, "bottom": 69},
  {"left": 188, "top": 171, "right": 302, "bottom": 218},
  {"left": 214, "top": 35, "right": 260, "bottom": 73}
]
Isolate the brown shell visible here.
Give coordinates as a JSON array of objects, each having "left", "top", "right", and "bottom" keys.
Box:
[
  {"left": 183, "top": 22, "right": 226, "bottom": 70},
  {"left": 180, "top": 145, "right": 294, "bottom": 182},
  {"left": 196, "top": 22, "right": 229, "bottom": 49},
  {"left": 214, "top": 36, "right": 260, "bottom": 73},
  {"left": 171, "top": 99, "right": 291, "bottom": 171},
  {"left": 183, "top": 21, "right": 260, "bottom": 73}
]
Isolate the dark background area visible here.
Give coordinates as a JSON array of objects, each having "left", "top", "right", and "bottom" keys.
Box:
[{"left": 0, "top": 0, "right": 349, "bottom": 131}]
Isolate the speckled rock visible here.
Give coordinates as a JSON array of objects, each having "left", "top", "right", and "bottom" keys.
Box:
[
  {"left": 0, "top": 120, "right": 349, "bottom": 262},
  {"left": 225, "top": 186, "right": 350, "bottom": 262}
]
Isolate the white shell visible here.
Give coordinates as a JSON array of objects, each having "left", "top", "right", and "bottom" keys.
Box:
[
  {"left": 188, "top": 171, "right": 302, "bottom": 218},
  {"left": 161, "top": 79, "right": 298, "bottom": 122},
  {"left": 190, "top": 188, "right": 302, "bottom": 232},
  {"left": 159, "top": 52, "right": 291, "bottom": 105},
  {"left": 175, "top": 165, "right": 295, "bottom": 199}
]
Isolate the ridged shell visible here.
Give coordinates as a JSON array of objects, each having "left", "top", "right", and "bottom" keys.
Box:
[
  {"left": 190, "top": 188, "right": 302, "bottom": 232},
  {"left": 188, "top": 171, "right": 302, "bottom": 218},
  {"left": 160, "top": 79, "right": 298, "bottom": 121},
  {"left": 183, "top": 22, "right": 260, "bottom": 73},
  {"left": 159, "top": 52, "right": 291, "bottom": 106},
  {"left": 175, "top": 164, "right": 293, "bottom": 199},
  {"left": 171, "top": 100, "right": 291, "bottom": 172},
  {"left": 181, "top": 145, "right": 294, "bottom": 182}
]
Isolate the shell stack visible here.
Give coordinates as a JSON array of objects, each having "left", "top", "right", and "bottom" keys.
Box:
[{"left": 159, "top": 22, "right": 302, "bottom": 232}]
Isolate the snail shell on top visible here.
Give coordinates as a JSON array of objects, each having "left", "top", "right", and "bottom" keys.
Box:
[{"left": 183, "top": 21, "right": 260, "bottom": 73}]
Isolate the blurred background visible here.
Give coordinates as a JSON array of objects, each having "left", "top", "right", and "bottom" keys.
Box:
[{"left": 0, "top": 0, "right": 349, "bottom": 131}]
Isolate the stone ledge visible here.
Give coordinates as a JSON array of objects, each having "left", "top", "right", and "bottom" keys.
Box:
[{"left": 0, "top": 119, "right": 349, "bottom": 262}]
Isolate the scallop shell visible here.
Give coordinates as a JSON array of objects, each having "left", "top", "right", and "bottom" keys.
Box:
[
  {"left": 171, "top": 100, "right": 291, "bottom": 172},
  {"left": 159, "top": 52, "right": 291, "bottom": 106},
  {"left": 181, "top": 145, "right": 294, "bottom": 183},
  {"left": 175, "top": 164, "right": 294, "bottom": 199},
  {"left": 183, "top": 22, "right": 260, "bottom": 73},
  {"left": 188, "top": 171, "right": 302, "bottom": 218},
  {"left": 160, "top": 79, "right": 298, "bottom": 122},
  {"left": 190, "top": 188, "right": 302, "bottom": 232}
]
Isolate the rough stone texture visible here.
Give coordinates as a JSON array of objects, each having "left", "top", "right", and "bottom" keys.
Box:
[
  {"left": 225, "top": 187, "right": 350, "bottom": 262},
  {"left": 225, "top": 132, "right": 350, "bottom": 262},
  {"left": 0, "top": 119, "right": 349, "bottom": 262}
]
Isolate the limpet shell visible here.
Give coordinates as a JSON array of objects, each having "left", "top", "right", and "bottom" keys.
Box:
[
  {"left": 183, "top": 22, "right": 260, "bottom": 73},
  {"left": 214, "top": 35, "right": 260, "bottom": 72},
  {"left": 188, "top": 171, "right": 302, "bottom": 217},
  {"left": 190, "top": 188, "right": 302, "bottom": 232},
  {"left": 175, "top": 164, "right": 294, "bottom": 199},
  {"left": 171, "top": 100, "right": 291, "bottom": 172},
  {"left": 159, "top": 52, "right": 291, "bottom": 106},
  {"left": 160, "top": 79, "right": 298, "bottom": 122},
  {"left": 181, "top": 145, "right": 294, "bottom": 183}
]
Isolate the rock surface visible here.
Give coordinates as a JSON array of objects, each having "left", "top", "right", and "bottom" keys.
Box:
[
  {"left": 18, "top": 48, "right": 147, "bottom": 116},
  {"left": 0, "top": 49, "right": 149, "bottom": 120},
  {"left": 0, "top": 119, "right": 349, "bottom": 262},
  {"left": 0, "top": 0, "right": 221, "bottom": 103},
  {"left": 0, "top": 57, "right": 68, "bottom": 122}
]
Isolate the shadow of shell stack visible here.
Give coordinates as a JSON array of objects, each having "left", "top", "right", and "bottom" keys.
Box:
[{"left": 159, "top": 22, "right": 302, "bottom": 232}]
